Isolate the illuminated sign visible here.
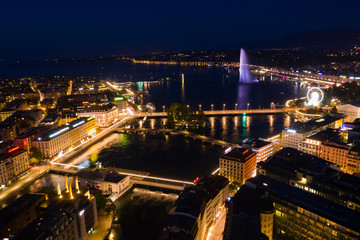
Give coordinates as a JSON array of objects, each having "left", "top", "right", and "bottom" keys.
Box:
[
  {"left": 82, "top": 101, "right": 89, "bottom": 105},
  {"left": 8, "top": 146, "right": 20, "bottom": 153},
  {"left": 287, "top": 129, "right": 297, "bottom": 133},
  {"left": 49, "top": 127, "right": 69, "bottom": 139},
  {"left": 115, "top": 97, "right": 124, "bottom": 101},
  {"left": 193, "top": 177, "right": 200, "bottom": 185},
  {"left": 72, "top": 120, "right": 85, "bottom": 128},
  {"left": 224, "top": 147, "right": 232, "bottom": 154}
]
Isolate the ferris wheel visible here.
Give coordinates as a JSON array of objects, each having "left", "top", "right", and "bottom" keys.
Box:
[{"left": 306, "top": 87, "right": 324, "bottom": 107}]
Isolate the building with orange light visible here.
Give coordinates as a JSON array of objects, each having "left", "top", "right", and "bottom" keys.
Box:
[
  {"left": 219, "top": 147, "right": 257, "bottom": 184},
  {"left": 32, "top": 117, "right": 95, "bottom": 159},
  {"left": 78, "top": 103, "right": 119, "bottom": 127},
  {"left": 299, "top": 128, "right": 360, "bottom": 174},
  {"left": 0, "top": 147, "right": 29, "bottom": 187}
]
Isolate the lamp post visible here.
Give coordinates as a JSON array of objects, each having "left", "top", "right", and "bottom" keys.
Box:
[
  {"left": 163, "top": 105, "right": 165, "bottom": 112},
  {"left": 211, "top": 104, "right": 214, "bottom": 111},
  {"left": 199, "top": 104, "right": 202, "bottom": 111},
  {"left": 247, "top": 103, "right": 250, "bottom": 110},
  {"left": 223, "top": 104, "right": 226, "bottom": 111},
  {"left": 235, "top": 103, "right": 238, "bottom": 110}
]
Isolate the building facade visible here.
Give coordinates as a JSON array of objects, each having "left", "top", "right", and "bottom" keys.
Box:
[
  {"left": 220, "top": 147, "right": 257, "bottom": 184},
  {"left": 77, "top": 168, "right": 131, "bottom": 195},
  {"left": 242, "top": 138, "right": 274, "bottom": 162},
  {"left": 0, "top": 147, "right": 29, "bottom": 186},
  {"left": 257, "top": 148, "right": 360, "bottom": 213},
  {"left": 159, "top": 175, "right": 229, "bottom": 240},
  {"left": 282, "top": 114, "right": 348, "bottom": 149},
  {"left": 247, "top": 175, "right": 360, "bottom": 240},
  {"left": 33, "top": 117, "right": 95, "bottom": 159},
  {"left": 338, "top": 101, "right": 360, "bottom": 122},
  {"left": 78, "top": 104, "right": 119, "bottom": 127}
]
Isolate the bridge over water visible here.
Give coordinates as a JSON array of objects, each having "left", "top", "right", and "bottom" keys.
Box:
[
  {"left": 49, "top": 164, "right": 193, "bottom": 191},
  {"left": 136, "top": 107, "right": 300, "bottom": 117}
]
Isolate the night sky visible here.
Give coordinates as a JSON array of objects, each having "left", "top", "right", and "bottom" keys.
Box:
[{"left": 1, "top": 0, "right": 360, "bottom": 60}]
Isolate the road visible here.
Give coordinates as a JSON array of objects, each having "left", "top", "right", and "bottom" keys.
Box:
[
  {"left": 0, "top": 165, "right": 48, "bottom": 204},
  {"left": 206, "top": 206, "right": 227, "bottom": 240}
]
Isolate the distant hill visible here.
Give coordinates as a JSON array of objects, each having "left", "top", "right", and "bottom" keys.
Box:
[{"left": 243, "top": 29, "right": 360, "bottom": 51}]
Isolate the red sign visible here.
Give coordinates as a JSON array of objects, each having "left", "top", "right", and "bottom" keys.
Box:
[{"left": 8, "top": 146, "right": 20, "bottom": 153}]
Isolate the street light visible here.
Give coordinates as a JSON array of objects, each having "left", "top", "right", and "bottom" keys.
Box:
[
  {"left": 199, "top": 104, "right": 202, "bottom": 111},
  {"left": 235, "top": 103, "right": 238, "bottom": 110},
  {"left": 163, "top": 105, "right": 165, "bottom": 112},
  {"left": 211, "top": 104, "right": 214, "bottom": 111},
  {"left": 187, "top": 105, "right": 189, "bottom": 108},
  {"left": 223, "top": 104, "right": 226, "bottom": 110},
  {"left": 247, "top": 103, "right": 250, "bottom": 110}
]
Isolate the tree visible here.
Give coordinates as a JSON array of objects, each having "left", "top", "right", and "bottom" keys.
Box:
[
  {"left": 29, "top": 147, "right": 43, "bottom": 165},
  {"left": 93, "top": 189, "right": 107, "bottom": 210},
  {"left": 330, "top": 106, "right": 338, "bottom": 113},
  {"left": 166, "top": 103, "right": 206, "bottom": 129}
]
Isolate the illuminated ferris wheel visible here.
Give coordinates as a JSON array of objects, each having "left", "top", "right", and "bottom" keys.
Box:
[{"left": 306, "top": 87, "right": 324, "bottom": 107}]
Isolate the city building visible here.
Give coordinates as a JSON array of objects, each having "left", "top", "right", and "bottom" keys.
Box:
[
  {"left": 0, "top": 193, "right": 47, "bottom": 238},
  {"left": 77, "top": 103, "right": 120, "bottom": 127},
  {"left": 1, "top": 185, "right": 98, "bottom": 240},
  {"left": 298, "top": 128, "right": 360, "bottom": 173},
  {"left": 247, "top": 175, "right": 360, "bottom": 240},
  {"left": 159, "top": 175, "right": 229, "bottom": 240},
  {"left": 242, "top": 138, "right": 274, "bottom": 162},
  {"left": 257, "top": 147, "right": 360, "bottom": 212},
  {"left": 32, "top": 117, "right": 95, "bottom": 159},
  {"left": 40, "top": 110, "right": 61, "bottom": 127},
  {"left": 0, "top": 120, "right": 17, "bottom": 142},
  {"left": 223, "top": 185, "right": 273, "bottom": 240},
  {"left": 13, "top": 126, "right": 50, "bottom": 151},
  {"left": 0, "top": 147, "right": 29, "bottom": 186},
  {"left": 77, "top": 168, "right": 131, "bottom": 195},
  {"left": 282, "top": 113, "right": 348, "bottom": 149},
  {"left": 113, "top": 96, "right": 127, "bottom": 112},
  {"left": 13, "top": 208, "right": 79, "bottom": 240},
  {"left": 338, "top": 101, "right": 360, "bottom": 122},
  {"left": 59, "top": 111, "right": 78, "bottom": 125},
  {"left": 0, "top": 99, "right": 27, "bottom": 122},
  {"left": 219, "top": 147, "right": 257, "bottom": 184}
]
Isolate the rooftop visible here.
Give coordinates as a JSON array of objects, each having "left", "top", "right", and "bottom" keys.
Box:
[
  {"left": 221, "top": 147, "right": 256, "bottom": 163},
  {"left": 160, "top": 175, "right": 229, "bottom": 240},
  {"left": 0, "top": 147, "right": 26, "bottom": 162},
  {"left": 242, "top": 138, "right": 272, "bottom": 149},
  {"left": 260, "top": 147, "right": 335, "bottom": 177},
  {"left": 0, "top": 99, "right": 25, "bottom": 112},
  {"left": 35, "top": 117, "right": 93, "bottom": 141},
  {"left": 77, "top": 168, "right": 126, "bottom": 183},
  {"left": 343, "top": 100, "right": 360, "bottom": 108},
  {"left": 286, "top": 113, "right": 346, "bottom": 134},
  {"left": 247, "top": 175, "right": 360, "bottom": 233},
  {"left": 0, "top": 193, "right": 47, "bottom": 227}
]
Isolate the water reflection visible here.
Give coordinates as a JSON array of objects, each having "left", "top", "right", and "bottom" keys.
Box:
[{"left": 131, "top": 114, "right": 295, "bottom": 144}]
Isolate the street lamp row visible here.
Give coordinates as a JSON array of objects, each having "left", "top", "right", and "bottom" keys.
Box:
[{"left": 162, "top": 103, "right": 276, "bottom": 111}]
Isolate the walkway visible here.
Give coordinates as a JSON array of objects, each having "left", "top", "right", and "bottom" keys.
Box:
[{"left": 136, "top": 107, "right": 300, "bottom": 117}]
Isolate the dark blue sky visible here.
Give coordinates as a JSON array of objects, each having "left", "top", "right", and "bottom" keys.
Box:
[{"left": 1, "top": 0, "right": 360, "bottom": 60}]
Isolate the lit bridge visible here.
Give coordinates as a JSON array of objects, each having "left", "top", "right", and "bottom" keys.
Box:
[
  {"left": 49, "top": 164, "right": 193, "bottom": 191},
  {"left": 136, "top": 107, "right": 301, "bottom": 117}
]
